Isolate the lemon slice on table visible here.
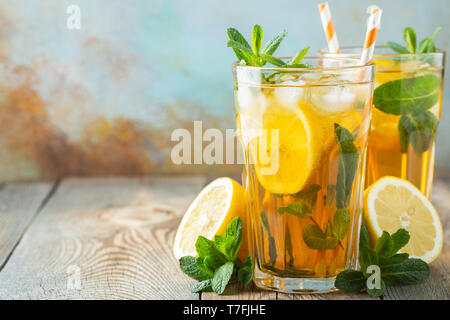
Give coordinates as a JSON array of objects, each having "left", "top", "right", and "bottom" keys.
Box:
[
  {"left": 249, "top": 101, "right": 324, "bottom": 195},
  {"left": 173, "top": 177, "right": 248, "bottom": 262},
  {"left": 364, "top": 177, "right": 443, "bottom": 263}
]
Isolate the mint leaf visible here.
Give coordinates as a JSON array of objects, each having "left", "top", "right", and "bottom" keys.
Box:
[
  {"left": 375, "top": 231, "right": 394, "bottom": 260},
  {"left": 261, "top": 29, "right": 287, "bottom": 55},
  {"left": 333, "top": 209, "right": 350, "bottom": 241},
  {"left": 384, "top": 41, "right": 410, "bottom": 54},
  {"left": 260, "top": 212, "right": 277, "bottom": 265},
  {"left": 403, "top": 27, "right": 417, "bottom": 53},
  {"left": 334, "top": 270, "right": 366, "bottom": 293},
  {"left": 179, "top": 256, "right": 211, "bottom": 281},
  {"left": 237, "top": 257, "right": 253, "bottom": 286},
  {"left": 334, "top": 123, "right": 359, "bottom": 209},
  {"left": 302, "top": 224, "right": 338, "bottom": 250},
  {"left": 291, "top": 184, "right": 321, "bottom": 210},
  {"left": 227, "top": 40, "right": 255, "bottom": 54},
  {"left": 359, "top": 215, "right": 371, "bottom": 250},
  {"left": 195, "top": 256, "right": 216, "bottom": 278},
  {"left": 359, "top": 248, "right": 379, "bottom": 276},
  {"left": 278, "top": 201, "right": 311, "bottom": 218},
  {"left": 260, "top": 53, "right": 286, "bottom": 67},
  {"left": 213, "top": 217, "right": 243, "bottom": 262},
  {"left": 191, "top": 279, "right": 212, "bottom": 293},
  {"left": 211, "top": 262, "right": 234, "bottom": 294},
  {"left": 195, "top": 236, "right": 227, "bottom": 268},
  {"left": 252, "top": 25, "right": 263, "bottom": 56},
  {"left": 381, "top": 258, "right": 430, "bottom": 285},
  {"left": 391, "top": 229, "right": 410, "bottom": 253},
  {"left": 285, "top": 225, "right": 294, "bottom": 267},
  {"left": 367, "top": 279, "right": 386, "bottom": 297},
  {"left": 418, "top": 26, "right": 442, "bottom": 53},
  {"left": 381, "top": 253, "right": 409, "bottom": 267},
  {"left": 227, "top": 27, "right": 256, "bottom": 65},
  {"left": 373, "top": 75, "right": 440, "bottom": 115},
  {"left": 398, "top": 107, "right": 439, "bottom": 155},
  {"left": 289, "top": 47, "right": 309, "bottom": 65},
  {"left": 227, "top": 28, "right": 251, "bottom": 50}
]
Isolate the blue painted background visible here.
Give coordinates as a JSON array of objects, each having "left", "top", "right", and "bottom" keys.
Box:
[{"left": 0, "top": 0, "right": 449, "bottom": 180}]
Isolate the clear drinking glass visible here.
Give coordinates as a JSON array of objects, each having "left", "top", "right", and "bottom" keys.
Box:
[
  {"left": 319, "top": 47, "right": 445, "bottom": 198},
  {"left": 233, "top": 57, "right": 375, "bottom": 293}
]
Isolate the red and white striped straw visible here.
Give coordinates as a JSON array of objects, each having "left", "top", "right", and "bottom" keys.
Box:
[
  {"left": 360, "top": 6, "right": 382, "bottom": 65},
  {"left": 318, "top": 2, "right": 340, "bottom": 53}
]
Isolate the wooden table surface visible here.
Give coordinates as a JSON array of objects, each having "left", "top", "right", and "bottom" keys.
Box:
[{"left": 0, "top": 175, "right": 448, "bottom": 300}]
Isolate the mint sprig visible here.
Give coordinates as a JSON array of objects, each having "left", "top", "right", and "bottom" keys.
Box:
[
  {"left": 335, "top": 217, "right": 430, "bottom": 297},
  {"left": 227, "top": 25, "right": 309, "bottom": 69},
  {"left": 179, "top": 217, "right": 253, "bottom": 294},
  {"left": 373, "top": 74, "right": 440, "bottom": 155},
  {"left": 384, "top": 26, "right": 442, "bottom": 54}
]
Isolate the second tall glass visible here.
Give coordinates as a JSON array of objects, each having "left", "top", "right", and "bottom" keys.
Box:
[{"left": 320, "top": 48, "right": 445, "bottom": 198}]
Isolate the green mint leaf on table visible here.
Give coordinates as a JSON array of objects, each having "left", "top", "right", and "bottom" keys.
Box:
[
  {"left": 278, "top": 201, "right": 311, "bottom": 218},
  {"left": 367, "top": 279, "right": 386, "bottom": 298},
  {"left": 211, "top": 262, "right": 234, "bottom": 295},
  {"left": 335, "top": 223, "right": 431, "bottom": 297},
  {"left": 373, "top": 75, "right": 440, "bottom": 115},
  {"left": 238, "top": 257, "right": 254, "bottom": 286},
  {"left": 384, "top": 41, "right": 410, "bottom": 54},
  {"left": 359, "top": 248, "right": 379, "bottom": 277},
  {"left": 179, "top": 256, "right": 211, "bottom": 281},
  {"left": 374, "top": 231, "right": 395, "bottom": 261},
  {"left": 391, "top": 229, "right": 410, "bottom": 253},
  {"left": 302, "top": 224, "right": 338, "bottom": 250},
  {"left": 381, "top": 253, "right": 410, "bottom": 267},
  {"left": 398, "top": 107, "right": 439, "bottom": 155},
  {"left": 334, "top": 270, "right": 366, "bottom": 293},
  {"left": 381, "top": 258, "right": 430, "bottom": 285},
  {"left": 179, "top": 217, "right": 253, "bottom": 295},
  {"left": 403, "top": 27, "right": 417, "bottom": 53},
  {"left": 191, "top": 279, "right": 212, "bottom": 293},
  {"left": 195, "top": 236, "right": 226, "bottom": 268},
  {"left": 334, "top": 123, "right": 359, "bottom": 209}
]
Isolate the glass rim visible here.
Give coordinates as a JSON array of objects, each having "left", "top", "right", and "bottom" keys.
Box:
[
  {"left": 318, "top": 45, "right": 446, "bottom": 58},
  {"left": 233, "top": 56, "right": 374, "bottom": 72}
]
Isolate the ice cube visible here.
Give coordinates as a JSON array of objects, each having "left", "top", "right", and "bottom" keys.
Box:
[
  {"left": 273, "top": 80, "right": 305, "bottom": 107},
  {"left": 309, "top": 86, "right": 356, "bottom": 113},
  {"left": 236, "top": 85, "right": 267, "bottom": 112}
]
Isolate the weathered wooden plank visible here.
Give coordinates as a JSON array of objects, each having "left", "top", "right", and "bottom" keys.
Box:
[
  {"left": 383, "top": 179, "right": 450, "bottom": 300},
  {"left": 0, "top": 176, "right": 206, "bottom": 300},
  {"left": 0, "top": 181, "right": 55, "bottom": 269},
  {"left": 202, "top": 282, "right": 277, "bottom": 300}
]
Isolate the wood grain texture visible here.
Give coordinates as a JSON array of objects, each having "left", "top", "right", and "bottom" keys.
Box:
[
  {"left": 0, "top": 182, "right": 54, "bottom": 269},
  {"left": 383, "top": 179, "right": 450, "bottom": 300},
  {"left": 0, "top": 176, "right": 206, "bottom": 300}
]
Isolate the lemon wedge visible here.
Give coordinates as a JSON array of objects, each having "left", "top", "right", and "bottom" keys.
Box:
[
  {"left": 364, "top": 177, "right": 443, "bottom": 263},
  {"left": 173, "top": 177, "right": 248, "bottom": 261}
]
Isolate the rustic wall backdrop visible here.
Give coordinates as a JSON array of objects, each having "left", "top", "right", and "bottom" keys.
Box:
[{"left": 0, "top": 0, "right": 448, "bottom": 181}]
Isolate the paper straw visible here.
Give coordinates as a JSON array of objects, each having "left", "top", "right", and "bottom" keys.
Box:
[
  {"left": 360, "top": 6, "right": 382, "bottom": 65},
  {"left": 318, "top": 2, "right": 341, "bottom": 53}
]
